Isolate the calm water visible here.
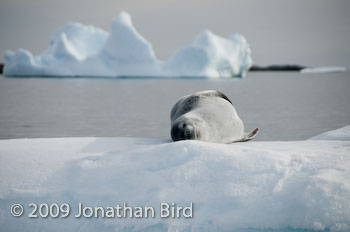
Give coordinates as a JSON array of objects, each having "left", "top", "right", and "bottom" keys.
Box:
[{"left": 0, "top": 72, "right": 349, "bottom": 141}]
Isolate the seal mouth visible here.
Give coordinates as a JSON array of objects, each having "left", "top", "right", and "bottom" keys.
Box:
[{"left": 171, "top": 122, "right": 197, "bottom": 141}]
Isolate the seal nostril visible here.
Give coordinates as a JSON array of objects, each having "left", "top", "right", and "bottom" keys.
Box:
[
  {"left": 183, "top": 124, "right": 194, "bottom": 140},
  {"left": 179, "top": 130, "right": 185, "bottom": 139},
  {"left": 171, "top": 120, "right": 196, "bottom": 141}
]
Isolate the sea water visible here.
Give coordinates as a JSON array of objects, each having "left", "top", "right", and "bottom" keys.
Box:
[{"left": 0, "top": 71, "right": 349, "bottom": 141}]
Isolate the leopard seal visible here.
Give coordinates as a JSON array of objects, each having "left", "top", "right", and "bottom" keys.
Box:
[{"left": 170, "top": 90, "right": 258, "bottom": 143}]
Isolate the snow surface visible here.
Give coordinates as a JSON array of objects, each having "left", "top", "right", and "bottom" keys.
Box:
[
  {"left": 0, "top": 126, "right": 349, "bottom": 232},
  {"left": 3, "top": 12, "right": 252, "bottom": 78},
  {"left": 309, "top": 125, "right": 350, "bottom": 141}
]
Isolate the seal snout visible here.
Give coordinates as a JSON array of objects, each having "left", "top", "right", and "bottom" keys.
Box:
[{"left": 171, "top": 122, "right": 196, "bottom": 141}]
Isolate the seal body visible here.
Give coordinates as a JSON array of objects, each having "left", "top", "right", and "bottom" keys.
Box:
[{"left": 170, "top": 90, "right": 258, "bottom": 143}]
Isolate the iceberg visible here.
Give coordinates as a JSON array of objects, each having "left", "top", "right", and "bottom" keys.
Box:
[
  {"left": 164, "top": 30, "right": 252, "bottom": 77},
  {"left": 3, "top": 12, "right": 252, "bottom": 78},
  {"left": 0, "top": 126, "right": 349, "bottom": 232}
]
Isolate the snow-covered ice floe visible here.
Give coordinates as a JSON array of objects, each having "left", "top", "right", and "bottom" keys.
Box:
[
  {"left": 0, "top": 126, "right": 349, "bottom": 232},
  {"left": 3, "top": 12, "right": 252, "bottom": 78},
  {"left": 301, "top": 66, "right": 347, "bottom": 74}
]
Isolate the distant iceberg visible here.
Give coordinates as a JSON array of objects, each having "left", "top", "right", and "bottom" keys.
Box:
[{"left": 3, "top": 12, "right": 252, "bottom": 78}]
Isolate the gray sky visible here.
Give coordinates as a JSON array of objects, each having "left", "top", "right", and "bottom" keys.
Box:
[{"left": 0, "top": 0, "right": 349, "bottom": 66}]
